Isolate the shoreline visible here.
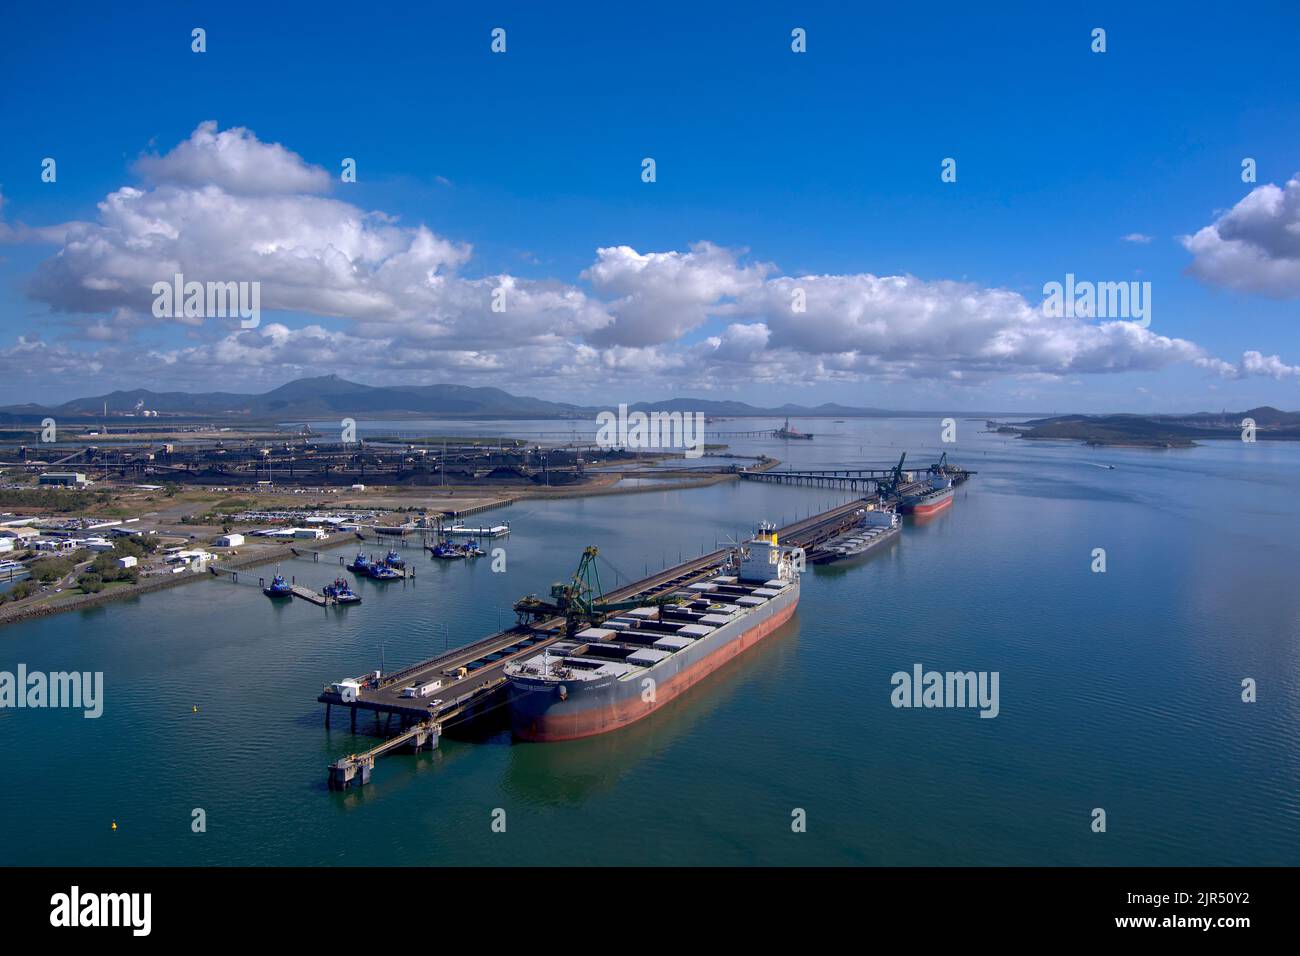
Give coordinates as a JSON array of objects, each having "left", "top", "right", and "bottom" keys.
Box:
[{"left": 0, "top": 463, "right": 776, "bottom": 630}]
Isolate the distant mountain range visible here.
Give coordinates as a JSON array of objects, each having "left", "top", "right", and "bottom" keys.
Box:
[
  {"left": 0, "top": 375, "right": 918, "bottom": 421},
  {"left": 0, "top": 375, "right": 1293, "bottom": 426},
  {"left": 1003, "top": 408, "right": 1300, "bottom": 445}
]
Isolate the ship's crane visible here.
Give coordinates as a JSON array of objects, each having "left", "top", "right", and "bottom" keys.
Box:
[
  {"left": 876, "top": 452, "right": 908, "bottom": 499},
  {"left": 513, "top": 546, "right": 679, "bottom": 636},
  {"left": 928, "top": 450, "right": 972, "bottom": 484}
]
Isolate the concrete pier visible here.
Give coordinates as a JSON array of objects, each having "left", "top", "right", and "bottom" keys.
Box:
[{"left": 328, "top": 719, "right": 440, "bottom": 790}]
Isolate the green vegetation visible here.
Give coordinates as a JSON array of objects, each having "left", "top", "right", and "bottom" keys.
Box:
[
  {"left": 76, "top": 573, "right": 105, "bottom": 594},
  {"left": 85, "top": 549, "right": 142, "bottom": 585},
  {"left": 111, "top": 535, "right": 159, "bottom": 558},
  {"left": 74, "top": 539, "right": 151, "bottom": 593},
  {"left": 1015, "top": 408, "right": 1300, "bottom": 447},
  {"left": 214, "top": 497, "right": 255, "bottom": 511},
  {"left": 0, "top": 487, "right": 115, "bottom": 513},
  {"left": 0, "top": 538, "right": 150, "bottom": 606},
  {"left": 0, "top": 580, "right": 39, "bottom": 605},
  {"left": 1018, "top": 420, "right": 1197, "bottom": 448},
  {"left": 28, "top": 552, "right": 90, "bottom": 582}
]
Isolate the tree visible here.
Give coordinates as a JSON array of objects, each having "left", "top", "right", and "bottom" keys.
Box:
[
  {"left": 0, "top": 580, "right": 38, "bottom": 604},
  {"left": 77, "top": 573, "right": 105, "bottom": 594},
  {"left": 31, "top": 556, "right": 75, "bottom": 582}
]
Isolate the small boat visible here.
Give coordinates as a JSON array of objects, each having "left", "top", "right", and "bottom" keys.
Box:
[
  {"left": 263, "top": 572, "right": 293, "bottom": 598},
  {"left": 382, "top": 549, "right": 406, "bottom": 570},
  {"left": 322, "top": 576, "right": 361, "bottom": 604},
  {"left": 367, "top": 564, "right": 402, "bottom": 580},
  {"left": 463, "top": 539, "right": 486, "bottom": 557},
  {"left": 346, "top": 551, "right": 371, "bottom": 574}
]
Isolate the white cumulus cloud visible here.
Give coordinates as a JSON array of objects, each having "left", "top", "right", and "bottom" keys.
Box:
[
  {"left": 2, "top": 121, "right": 1292, "bottom": 399},
  {"left": 1183, "top": 174, "right": 1300, "bottom": 297},
  {"left": 134, "top": 121, "right": 333, "bottom": 195},
  {"left": 1198, "top": 350, "right": 1300, "bottom": 380}
]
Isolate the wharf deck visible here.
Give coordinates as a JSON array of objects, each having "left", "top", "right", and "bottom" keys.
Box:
[{"left": 291, "top": 584, "right": 332, "bottom": 606}]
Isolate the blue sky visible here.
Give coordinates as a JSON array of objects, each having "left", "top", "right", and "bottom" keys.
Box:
[{"left": 1, "top": 0, "right": 1298, "bottom": 412}]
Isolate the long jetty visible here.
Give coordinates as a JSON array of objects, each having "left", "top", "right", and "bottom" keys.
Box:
[
  {"left": 319, "top": 498, "right": 873, "bottom": 789},
  {"left": 740, "top": 463, "right": 974, "bottom": 494}
]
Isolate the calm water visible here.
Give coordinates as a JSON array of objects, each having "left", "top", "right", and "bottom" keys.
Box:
[{"left": 3, "top": 418, "right": 1299, "bottom": 866}]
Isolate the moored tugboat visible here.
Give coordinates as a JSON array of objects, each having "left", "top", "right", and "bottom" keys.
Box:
[
  {"left": 322, "top": 576, "right": 361, "bottom": 604},
  {"left": 382, "top": 549, "right": 406, "bottom": 570},
  {"left": 430, "top": 540, "right": 466, "bottom": 560},
  {"left": 263, "top": 572, "right": 293, "bottom": 598}
]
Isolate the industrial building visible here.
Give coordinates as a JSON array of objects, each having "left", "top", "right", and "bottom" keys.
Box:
[{"left": 38, "top": 472, "right": 89, "bottom": 487}]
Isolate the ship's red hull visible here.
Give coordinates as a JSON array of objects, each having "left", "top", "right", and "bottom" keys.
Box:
[
  {"left": 513, "top": 597, "right": 799, "bottom": 742},
  {"left": 907, "top": 493, "right": 953, "bottom": 516}
]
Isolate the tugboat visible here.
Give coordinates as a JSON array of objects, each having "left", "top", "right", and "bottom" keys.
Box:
[
  {"left": 430, "top": 540, "right": 466, "bottom": 560},
  {"left": 263, "top": 572, "right": 293, "bottom": 598},
  {"left": 383, "top": 549, "right": 406, "bottom": 570},
  {"left": 366, "top": 563, "right": 403, "bottom": 580},
  {"left": 346, "top": 551, "right": 371, "bottom": 574},
  {"left": 322, "top": 576, "right": 361, "bottom": 604},
  {"left": 463, "top": 539, "right": 486, "bottom": 558},
  {"left": 774, "top": 417, "right": 813, "bottom": 440}
]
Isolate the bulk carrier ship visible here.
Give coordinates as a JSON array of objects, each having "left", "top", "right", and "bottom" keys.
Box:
[
  {"left": 897, "top": 475, "right": 954, "bottom": 516},
  {"left": 808, "top": 507, "right": 900, "bottom": 563},
  {"left": 506, "top": 525, "right": 804, "bottom": 741}
]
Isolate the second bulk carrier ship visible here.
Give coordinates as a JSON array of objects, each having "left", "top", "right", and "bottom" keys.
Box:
[{"left": 506, "top": 525, "right": 804, "bottom": 741}]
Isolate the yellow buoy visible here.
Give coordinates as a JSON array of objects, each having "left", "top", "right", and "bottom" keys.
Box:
[
  {"left": 111, "top": 820, "right": 117, "bottom": 831},
  {"left": 192, "top": 705, "right": 198, "bottom": 713}
]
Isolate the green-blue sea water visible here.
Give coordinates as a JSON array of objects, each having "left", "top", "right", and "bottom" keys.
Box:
[{"left": 2, "top": 418, "right": 1298, "bottom": 865}]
